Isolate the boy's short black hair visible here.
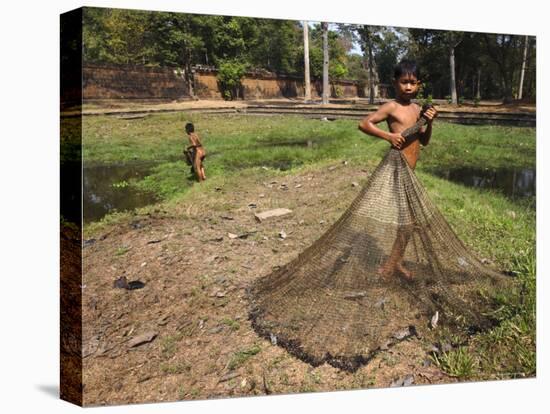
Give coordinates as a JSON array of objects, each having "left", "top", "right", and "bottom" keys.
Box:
[
  {"left": 394, "top": 59, "right": 420, "bottom": 80},
  {"left": 185, "top": 122, "right": 194, "bottom": 133}
]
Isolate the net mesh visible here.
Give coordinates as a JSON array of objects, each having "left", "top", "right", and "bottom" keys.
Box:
[{"left": 247, "top": 125, "right": 513, "bottom": 372}]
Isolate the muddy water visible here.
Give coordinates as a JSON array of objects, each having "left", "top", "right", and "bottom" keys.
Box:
[
  {"left": 80, "top": 162, "right": 159, "bottom": 223},
  {"left": 427, "top": 166, "right": 535, "bottom": 198}
]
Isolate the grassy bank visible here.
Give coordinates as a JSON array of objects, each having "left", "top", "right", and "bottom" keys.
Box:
[
  {"left": 82, "top": 113, "right": 535, "bottom": 202},
  {"left": 418, "top": 171, "right": 535, "bottom": 380}
]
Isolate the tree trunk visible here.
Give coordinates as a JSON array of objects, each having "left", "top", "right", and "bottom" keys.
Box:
[
  {"left": 367, "top": 30, "right": 375, "bottom": 104},
  {"left": 182, "top": 39, "right": 195, "bottom": 98},
  {"left": 322, "top": 22, "right": 329, "bottom": 105},
  {"left": 449, "top": 46, "right": 458, "bottom": 105},
  {"left": 518, "top": 35, "right": 529, "bottom": 100},
  {"left": 185, "top": 62, "right": 195, "bottom": 97},
  {"left": 303, "top": 22, "right": 312, "bottom": 102}
]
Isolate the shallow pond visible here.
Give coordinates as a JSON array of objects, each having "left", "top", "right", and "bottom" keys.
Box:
[
  {"left": 83, "top": 162, "right": 160, "bottom": 223},
  {"left": 58, "top": 161, "right": 163, "bottom": 224},
  {"left": 426, "top": 166, "right": 535, "bottom": 198}
]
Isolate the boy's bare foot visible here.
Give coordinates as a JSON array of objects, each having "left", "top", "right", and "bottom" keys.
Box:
[{"left": 396, "top": 262, "right": 413, "bottom": 280}]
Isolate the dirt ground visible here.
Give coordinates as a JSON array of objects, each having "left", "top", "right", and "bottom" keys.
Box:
[{"left": 82, "top": 159, "right": 462, "bottom": 406}]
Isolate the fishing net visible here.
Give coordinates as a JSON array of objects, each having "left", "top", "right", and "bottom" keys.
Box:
[{"left": 247, "top": 116, "right": 513, "bottom": 372}]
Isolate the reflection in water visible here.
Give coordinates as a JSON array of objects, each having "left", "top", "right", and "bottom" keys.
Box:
[
  {"left": 428, "top": 166, "right": 536, "bottom": 198},
  {"left": 72, "top": 162, "right": 159, "bottom": 223}
]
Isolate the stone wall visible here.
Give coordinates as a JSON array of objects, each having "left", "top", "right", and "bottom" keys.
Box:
[
  {"left": 82, "top": 63, "right": 367, "bottom": 101},
  {"left": 195, "top": 68, "right": 363, "bottom": 100},
  {"left": 83, "top": 64, "right": 189, "bottom": 101}
]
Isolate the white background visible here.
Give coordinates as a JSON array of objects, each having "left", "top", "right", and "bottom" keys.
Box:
[{"left": 0, "top": 0, "right": 546, "bottom": 412}]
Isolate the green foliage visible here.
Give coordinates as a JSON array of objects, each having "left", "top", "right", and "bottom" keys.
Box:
[
  {"left": 330, "top": 62, "right": 348, "bottom": 80},
  {"left": 374, "top": 27, "right": 408, "bottom": 86},
  {"left": 416, "top": 84, "right": 434, "bottom": 107},
  {"left": 83, "top": 7, "right": 536, "bottom": 100},
  {"left": 81, "top": 8, "right": 536, "bottom": 100},
  {"left": 82, "top": 8, "right": 303, "bottom": 77},
  {"left": 408, "top": 29, "right": 536, "bottom": 101},
  {"left": 217, "top": 60, "right": 247, "bottom": 100},
  {"left": 308, "top": 23, "right": 350, "bottom": 81},
  {"left": 83, "top": 8, "right": 208, "bottom": 68},
  {"left": 346, "top": 54, "right": 369, "bottom": 86},
  {"left": 246, "top": 19, "right": 303, "bottom": 75}
]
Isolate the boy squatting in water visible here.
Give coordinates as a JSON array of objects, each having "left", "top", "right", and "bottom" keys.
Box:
[{"left": 184, "top": 122, "right": 207, "bottom": 182}]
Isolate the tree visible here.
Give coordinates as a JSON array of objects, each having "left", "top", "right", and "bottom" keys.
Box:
[
  {"left": 149, "top": 13, "right": 208, "bottom": 96},
  {"left": 321, "top": 22, "right": 329, "bottom": 104},
  {"left": 244, "top": 19, "right": 302, "bottom": 75},
  {"left": 446, "top": 32, "right": 464, "bottom": 105},
  {"left": 356, "top": 26, "right": 382, "bottom": 104},
  {"left": 407, "top": 29, "right": 471, "bottom": 102},
  {"left": 518, "top": 35, "right": 529, "bottom": 100},
  {"left": 217, "top": 60, "right": 247, "bottom": 100},
  {"left": 309, "top": 24, "right": 348, "bottom": 80},
  {"left": 83, "top": 8, "right": 150, "bottom": 65},
  {"left": 483, "top": 33, "right": 524, "bottom": 103},
  {"left": 303, "top": 22, "right": 312, "bottom": 101},
  {"left": 375, "top": 27, "right": 407, "bottom": 86}
]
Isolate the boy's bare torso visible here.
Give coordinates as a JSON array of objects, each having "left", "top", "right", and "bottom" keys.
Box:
[
  {"left": 187, "top": 132, "right": 202, "bottom": 147},
  {"left": 387, "top": 101, "right": 422, "bottom": 169},
  {"left": 188, "top": 132, "right": 206, "bottom": 156}
]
